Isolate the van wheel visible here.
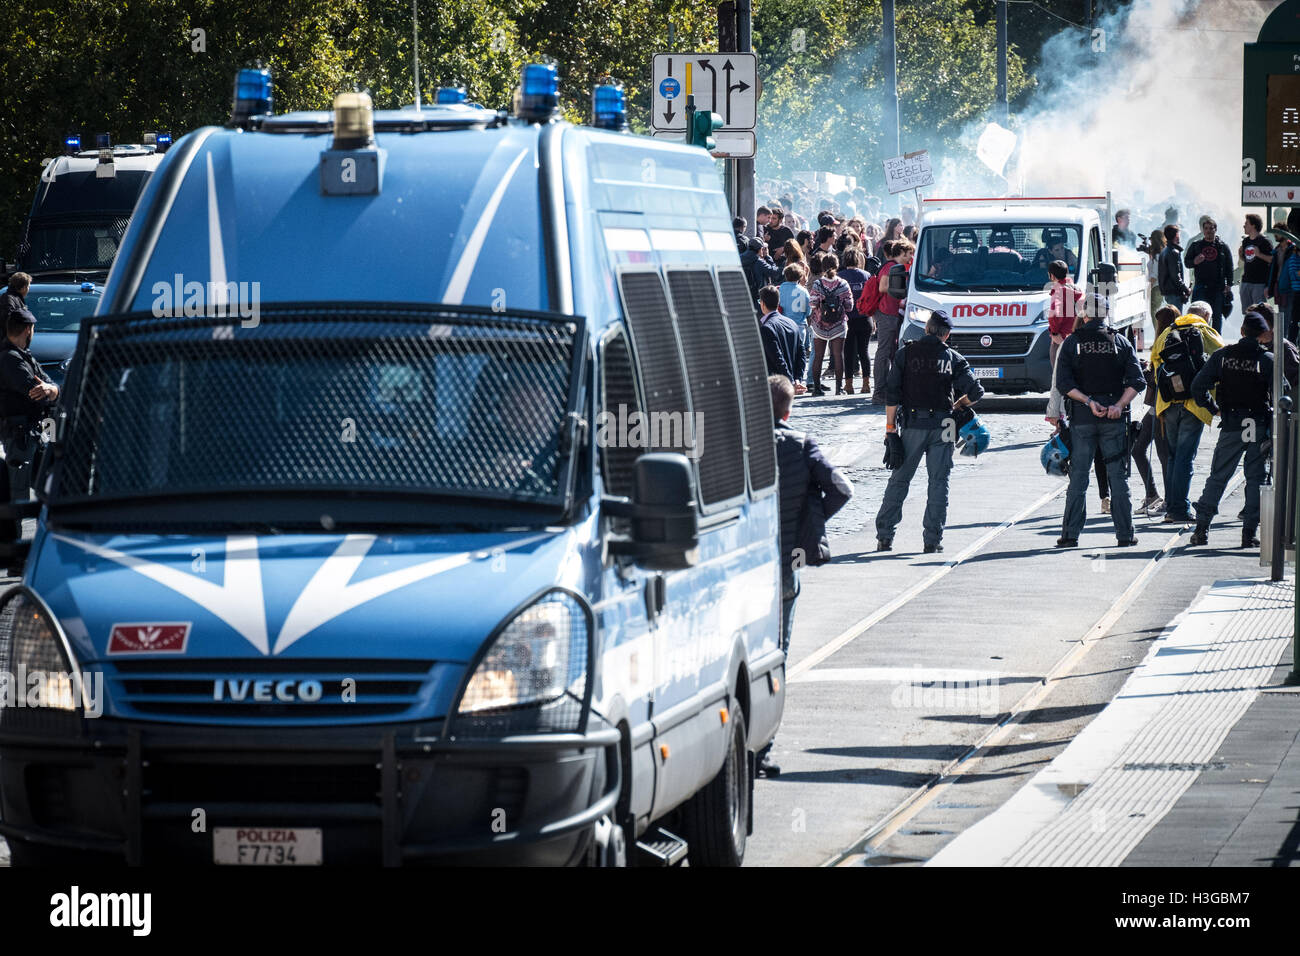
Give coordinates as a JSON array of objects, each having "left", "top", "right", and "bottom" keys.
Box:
[{"left": 680, "top": 704, "right": 748, "bottom": 867}]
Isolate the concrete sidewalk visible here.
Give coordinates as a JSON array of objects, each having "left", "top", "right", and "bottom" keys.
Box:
[{"left": 930, "top": 576, "right": 1300, "bottom": 867}]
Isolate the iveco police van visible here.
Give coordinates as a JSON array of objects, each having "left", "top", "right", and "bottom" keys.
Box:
[
  {"left": 13, "top": 135, "right": 170, "bottom": 283},
  {"left": 901, "top": 196, "right": 1149, "bottom": 393},
  {"left": 0, "top": 67, "right": 784, "bottom": 866}
]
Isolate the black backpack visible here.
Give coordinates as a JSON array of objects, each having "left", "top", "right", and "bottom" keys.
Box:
[
  {"left": 842, "top": 269, "right": 868, "bottom": 319},
  {"left": 886, "top": 262, "right": 909, "bottom": 299},
  {"left": 816, "top": 279, "right": 845, "bottom": 326},
  {"left": 1156, "top": 326, "right": 1206, "bottom": 403}
]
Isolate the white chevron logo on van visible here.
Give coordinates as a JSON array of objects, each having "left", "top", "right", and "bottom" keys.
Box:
[
  {"left": 54, "top": 533, "right": 269, "bottom": 654},
  {"left": 52, "top": 532, "right": 551, "bottom": 655}
]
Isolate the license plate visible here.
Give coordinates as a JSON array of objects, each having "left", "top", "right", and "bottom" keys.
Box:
[
  {"left": 973, "top": 367, "right": 1003, "bottom": 379},
  {"left": 213, "top": 827, "right": 322, "bottom": 865}
]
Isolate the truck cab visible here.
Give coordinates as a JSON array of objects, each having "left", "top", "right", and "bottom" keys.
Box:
[
  {"left": 0, "top": 69, "right": 783, "bottom": 867},
  {"left": 901, "top": 197, "right": 1149, "bottom": 393}
]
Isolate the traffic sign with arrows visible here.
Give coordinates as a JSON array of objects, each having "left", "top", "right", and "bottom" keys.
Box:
[{"left": 652, "top": 52, "right": 758, "bottom": 132}]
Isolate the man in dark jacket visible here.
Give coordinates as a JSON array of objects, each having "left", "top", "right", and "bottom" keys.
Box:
[
  {"left": 1185, "top": 217, "right": 1234, "bottom": 333},
  {"left": 0, "top": 303, "right": 59, "bottom": 541},
  {"left": 761, "top": 374, "right": 852, "bottom": 776},
  {"left": 1189, "top": 311, "right": 1282, "bottom": 548},
  {"left": 1055, "top": 294, "right": 1147, "bottom": 546},
  {"left": 1158, "top": 224, "right": 1190, "bottom": 313},
  {"left": 0, "top": 271, "right": 33, "bottom": 328},
  {"left": 875, "top": 311, "right": 984, "bottom": 553},
  {"left": 740, "top": 236, "right": 781, "bottom": 305},
  {"left": 757, "top": 285, "right": 804, "bottom": 382}
]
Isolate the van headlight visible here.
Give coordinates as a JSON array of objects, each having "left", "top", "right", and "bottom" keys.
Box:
[
  {"left": 458, "top": 591, "right": 588, "bottom": 716},
  {"left": 1032, "top": 311, "right": 1048, "bottom": 325},
  {"left": 907, "top": 305, "right": 932, "bottom": 325},
  {"left": 0, "top": 589, "right": 78, "bottom": 713}
]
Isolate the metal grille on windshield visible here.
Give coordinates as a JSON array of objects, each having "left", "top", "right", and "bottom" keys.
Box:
[{"left": 53, "top": 304, "right": 582, "bottom": 509}]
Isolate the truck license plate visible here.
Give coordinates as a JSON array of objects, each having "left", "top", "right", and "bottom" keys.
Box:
[
  {"left": 213, "top": 827, "right": 322, "bottom": 865},
  {"left": 973, "top": 367, "right": 1003, "bottom": 379}
]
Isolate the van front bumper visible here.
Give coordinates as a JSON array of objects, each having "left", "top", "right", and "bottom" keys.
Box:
[
  {"left": 901, "top": 321, "right": 1052, "bottom": 393},
  {"left": 0, "top": 717, "right": 621, "bottom": 866}
]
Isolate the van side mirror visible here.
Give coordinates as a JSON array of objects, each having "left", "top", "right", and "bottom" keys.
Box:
[{"left": 604, "top": 453, "right": 699, "bottom": 570}]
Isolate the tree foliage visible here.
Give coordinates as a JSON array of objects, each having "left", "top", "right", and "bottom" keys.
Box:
[
  {"left": 752, "top": 0, "right": 1033, "bottom": 193},
  {"left": 0, "top": 0, "right": 1068, "bottom": 259}
]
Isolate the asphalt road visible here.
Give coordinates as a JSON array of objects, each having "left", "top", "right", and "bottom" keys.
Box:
[{"left": 746, "top": 385, "right": 1269, "bottom": 867}]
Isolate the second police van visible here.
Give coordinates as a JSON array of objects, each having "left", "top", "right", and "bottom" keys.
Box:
[{"left": 0, "top": 66, "right": 784, "bottom": 866}]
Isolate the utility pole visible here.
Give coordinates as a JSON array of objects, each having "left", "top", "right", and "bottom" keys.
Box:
[
  {"left": 736, "top": 0, "right": 754, "bottom": 229},
  {"left": 719, "top": 2, "right": 736, "bottom": 217},
  {"left": 996, "top": 0, "right": 1009, "bottom": 124},
  {"left": 882, "top": 0, "right": 901, "bottom": 208},
  {"left": 718, "top": 1, "right": 755, "bottom": 228}
]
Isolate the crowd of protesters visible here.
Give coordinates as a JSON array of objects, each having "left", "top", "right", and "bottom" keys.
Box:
[{"left": 738, "top": 184, "right": 923, "bottom": 404}]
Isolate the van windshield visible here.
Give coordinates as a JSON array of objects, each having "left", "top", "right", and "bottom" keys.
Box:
[
  {"left": 50, "top": 305, "right": 582, "bottom": 529},
  {"left": 915, "top": 224, "right": 1082, "bottom": 293},
  {"left": 19, "top": 169, "right": 152, "bottom": 276},
  {"left": 25, "top": 289, "right": 101, "bottom": 332}
]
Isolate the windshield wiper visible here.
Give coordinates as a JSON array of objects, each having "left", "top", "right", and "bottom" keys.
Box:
[{"left": 921, "top": 276, "right": 965, "bottom": 288}]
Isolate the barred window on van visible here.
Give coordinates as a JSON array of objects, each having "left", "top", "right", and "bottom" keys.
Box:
[
  {"left": 716, "top": 268, "right": 776, "bottom": 493},
  {"left": 666, "top": 270, "right": 746, "bottom": 507}
]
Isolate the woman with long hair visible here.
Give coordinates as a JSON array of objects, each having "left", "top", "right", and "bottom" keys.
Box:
[
  {"left": 808, "top": 253, "right": 853, "bottom": 395},
  {"left": 783, "top": 238, "right": 806, "bottom": 275},
  {"left": 797, "top": 229, "right": 815, "bottom": 260},
  {"left": 882, "top": 217, "right": 904, "bottom": 244}
]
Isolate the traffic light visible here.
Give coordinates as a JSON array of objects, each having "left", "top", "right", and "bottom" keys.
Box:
[{"left": 688, "top": 108, "right": 723, "bottom": 152}]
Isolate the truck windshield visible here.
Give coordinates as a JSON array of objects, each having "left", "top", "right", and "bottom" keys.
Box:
[
  {"left": 915, "top": 224, "right": 1083, "bottom": 292},
  {"left": 50, "top": 305, "right": 582, "bottom": 529}
]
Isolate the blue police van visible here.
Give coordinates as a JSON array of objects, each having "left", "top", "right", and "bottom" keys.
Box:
[{"left": 0, "top": 67, "right": 784, "bottom": 866}]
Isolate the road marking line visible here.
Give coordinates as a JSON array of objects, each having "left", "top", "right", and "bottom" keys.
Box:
[
  {"left": 822, "top": 472, "right": 1246, "bottom": 866},
  {"left": 790, "top": 666, "right": 1029, "bottom": 684},
  {"left": 788, "top": 483, "right": 1067, "bottom": 679}
]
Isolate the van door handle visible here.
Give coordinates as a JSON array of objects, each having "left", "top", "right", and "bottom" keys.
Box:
[{"left": 644, "top": 574, "right": 666, "bottom": 620}]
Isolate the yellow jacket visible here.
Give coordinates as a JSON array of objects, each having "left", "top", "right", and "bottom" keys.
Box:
[{"left": 1151, "top": 315, "right": 1226, "bottom": 425}]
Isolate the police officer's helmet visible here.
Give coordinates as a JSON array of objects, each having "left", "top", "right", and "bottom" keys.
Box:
[
  {"left": 957, "top": 417, "right": 990, "bottom": 457},
  {"left": 1081, "top": 291, "right": 1110, "bottom": 322},
  {"left": 1040, "top": 434, "right": 1070, "bottom": 476}
]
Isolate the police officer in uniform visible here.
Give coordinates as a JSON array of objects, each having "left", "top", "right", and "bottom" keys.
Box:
[
  {"left": 876, "top": 311, "right": 983, "bottom": 553},
  {"left": 1189, "top": 310, "right": 1281, "bottom": 548},
  {"left": 0, "top": 304, "right": 59, "bottom": 534},
  {"left": 1055, "top": 293, "right": 1146, "bottom": 547}
]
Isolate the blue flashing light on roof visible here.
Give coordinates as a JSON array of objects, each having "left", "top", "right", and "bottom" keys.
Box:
[
  {"left": 156, "top": 132, "right": 172, "bottom": 152},
  {"left": 80, "top": 282, "right": 96, "bottom": 293},
  {"left": 515, "top": 62, "right": 559, "bottom": 122},
  {"left": 232, "top": 67, "right": 273, "bottom": 126},
  {"left": 64, "top": 134, "right": 81, "bottom": 155},
  {"left": 592, "top": 81, "right": 628, "bottom": 131},
  {"left": 436, "top": 86, "right": 467, "bottom": 105}
]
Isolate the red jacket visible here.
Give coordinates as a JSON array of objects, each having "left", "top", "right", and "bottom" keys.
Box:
[{"left": 1048, "top": 279, "right": 1083, "bottom": 337}]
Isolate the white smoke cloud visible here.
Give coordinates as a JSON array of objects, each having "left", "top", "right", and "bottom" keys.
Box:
[{"left": 1006, "top": 0, "right": 1273, "bottom": 237}]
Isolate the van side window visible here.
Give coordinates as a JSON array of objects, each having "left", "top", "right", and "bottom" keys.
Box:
[
  {"left": 716, "top": 269, "right": 777, "bottom": 493},
  {"left": 616, "top": 271, "right": 694, "bottom": 465},
  {"left": 599, "top": 328, "right": 640, "bottom": 498},
  {"left": 666, "top": 270, "right": 746, "bottom": 507}
]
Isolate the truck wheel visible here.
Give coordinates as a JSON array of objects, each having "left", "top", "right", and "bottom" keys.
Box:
[{"left": 680, "top": 704, "right": 748, "bottom": 867}]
